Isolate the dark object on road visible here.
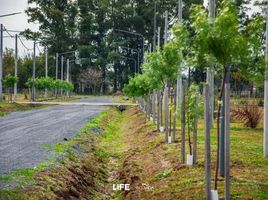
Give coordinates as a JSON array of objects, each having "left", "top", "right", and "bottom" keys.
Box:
[
  {"left": 64, "top": 138, "right": 68, "bottom": 141},
  {"left": 118, "top": 105, "right": 127, "bottom": 112},
  {"left": 123, "top": 96, "right": 129, "bottom": 100}
]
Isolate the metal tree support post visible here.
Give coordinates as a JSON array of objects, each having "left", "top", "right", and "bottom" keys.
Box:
[
  {"left": 164, "top": 10, "right": 169, "bottom": 142},
  {"left": 220, "top": 88, "right": 225, "bottom": 176},
  {"left": 207, "top": 0, "right": 216, "bottom": 128},
  {"left": 181, "top": 85, "right": 186, "bottom": 163},
  {"left": 157, "top": 91, "right": 160, "bottom": 131},
  {"left": 172, "top": 86, "right": 177, "bottom": 142},
  {"left": 204, "top": 84, "right": 211, "bottom": 200},
  {"left": 164, "top": 83, "right": 169, "bottom": 142},
  {"left": 0, "top": 24, "right": 3, "bottom": 102},
  {"left": 45, "top": 47, "right": 48, "bottom": 100},
  {"left": 224, "top": 67, "right": 231, "bottom": 200},
  {"left": 264, "top": 5, "right": 268, "bottom": 157},
  {"left": 32, "top": 42, "right": 36, "bottom": 101},
  {"left": 14, "top": 34, "right": 18, "bottom": 102},
  {"left": 193, "top": 95, "right": 198, "bottom": 165},
  {"left": 152, "top": 93, "right": 156, "bottom": 124},
  {"left": 207, "top": 68, "right": 214, "bottom": 128}
]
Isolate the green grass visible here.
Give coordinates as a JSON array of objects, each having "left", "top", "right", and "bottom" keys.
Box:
[{"left": 0, "top": 102, "right": 48, "bottom": 117}]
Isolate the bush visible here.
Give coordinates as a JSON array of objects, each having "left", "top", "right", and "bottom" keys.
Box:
[
  {"left": 26, "top": 77, "right": 74, "bottom": 92},
  {"left": 231, "top": 101, "right": 262, "bottom": 128},
  {"left": 2, "top": 74, "right": 18, "bottom": 88}
]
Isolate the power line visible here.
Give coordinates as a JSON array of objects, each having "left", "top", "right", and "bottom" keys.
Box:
[
  {"left": 4, "top": 29, "right": 24, "bottom": 33},
  {"left": 0, "top": 12, "right": 22, "bottom": 18},
  {"left": 36, "top": 45, "right": 42, "bottom": 54},
  {"left": 3, "top": 35, "right": 14, "bottom": 38},
  {"left": 18, "top": 36, "right": 33, "bottom": 51},
  {"left": 3, "top": 27, "right": 14, "bottom": 38}
]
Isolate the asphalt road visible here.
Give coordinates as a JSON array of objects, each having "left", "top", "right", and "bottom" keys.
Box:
[{"left": 0, "top": 97, "right": 115, "bottom": 179}]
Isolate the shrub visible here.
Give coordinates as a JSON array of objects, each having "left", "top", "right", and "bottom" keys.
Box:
[
  {"left": 26, "top": 78, "right": 74, "bottom": 92},
  {"left": 2, "top": 74, "right": 18, "bottom": 88},
  {"left": 231, "top": 101, "right": 262, "bottom": 128}
]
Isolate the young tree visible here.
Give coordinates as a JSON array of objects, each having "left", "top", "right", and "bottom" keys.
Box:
[
  {"left": 2, "top": 74, "right": 18, "bottom": 102},
  {"left": 191, "top": 0, "right": 263, "bottom": 191}
]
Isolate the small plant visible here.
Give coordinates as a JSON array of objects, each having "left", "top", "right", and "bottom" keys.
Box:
[{"left": 231, "top": 101, "right": 262, "bottom": 128}]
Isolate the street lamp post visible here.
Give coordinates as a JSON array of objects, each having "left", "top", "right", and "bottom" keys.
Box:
[
  {"left": 14, "top": 34, "right": 18, "bottom": 102},
  {"left": 32, "top": 41, "right": 36, "bottom": 101},
  {"left": 0, "top": 24, "right": 3, "bottom": 102},
  {"left": 119, "top": 46, "right": 140, "bottom": 73},
  {"left": 120, "top": 55, "right": 137, "bottom": 74},
  {"left": 114, "top": 29, "right": 145, "bottom": 67}
]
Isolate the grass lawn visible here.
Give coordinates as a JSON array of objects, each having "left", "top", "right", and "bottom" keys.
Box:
[{"left": 0, "top": 102, "right": 48, "bottom": 116}]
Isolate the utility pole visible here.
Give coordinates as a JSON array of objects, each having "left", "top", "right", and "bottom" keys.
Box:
[
  {"left": 61, "top": 56, "right": 64, "bottom": 96},
  {"left": 14, "top": 34, "right": 18, "bottom": 102},
  {"left": 176, "top": 0, "right": 183, "bottom": 116},
  {"left": 61, "top": 55, "right": 64, "bottom": 81},
  {"left": 55, "top": 53, "right": 59, "bottom": 80},
  {"left": 45, "top": 47, "right": 48, "bottom": 99},
  {"left": 67, "top": 59, "right": 70, "bottom": 97},
  {"left": 164, "top": 11, "right": 169, "bottom": 142},
  {"left": 157, "top": 27, "right": 161, "bottom": 49},
  {"left": 32, "top": 41, "right": 36, "bottom": 101},
  {"left": 67, "top": 59, "right": 70, "bottom": 82},
  {"left": 207, "top": 0, "right": 215, "bottom": 128},
  {"left": 0, "top": 24, "right": 3, "bottom": 102},
  {"left": 153, "top": 0, "right": 157, "bottom": 51},
  {"left": 264, "top": 2, "right": 268, "bottom": 157},
  {"left": 178, "top": 0, "right": 182, "bottom": 22}
]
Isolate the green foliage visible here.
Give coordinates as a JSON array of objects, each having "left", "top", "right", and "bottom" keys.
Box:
[
  {"left": 2, "top": 74, "right": 18, "bottom": 88},
  {"left": 123, "top": 74, "right": 152, "bottom": 98},
  {"left": 186, "top": 84, "right": 200, "bottom": 131},
  {"left": 191, "top": 0, "right": 248, "bottom": 68},
  {"left": 26, "top": 77, "right": 74, "bottom": 92},
  {"left": 124, "top": 31, "right": 185, "bottom": 97}
]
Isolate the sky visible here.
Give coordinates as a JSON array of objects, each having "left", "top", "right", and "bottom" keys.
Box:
[
  {"left": 0, "top": 0, "right": 263, "bottom": 57},
  {"left": 0, "top": 0, "right": 38, "bottom": 57}
]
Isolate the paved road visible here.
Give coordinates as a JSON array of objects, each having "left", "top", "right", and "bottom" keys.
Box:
[{"left": 0, "top": 97, "right": 115, "bottom": 179}]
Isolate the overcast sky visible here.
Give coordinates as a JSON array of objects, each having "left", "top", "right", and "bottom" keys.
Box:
[
  {"left": 0, "top": 0, "right": 38, "bottom": 57},
  {"left": 0, "top": 0, "right": 263, "bottom": 57}
]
